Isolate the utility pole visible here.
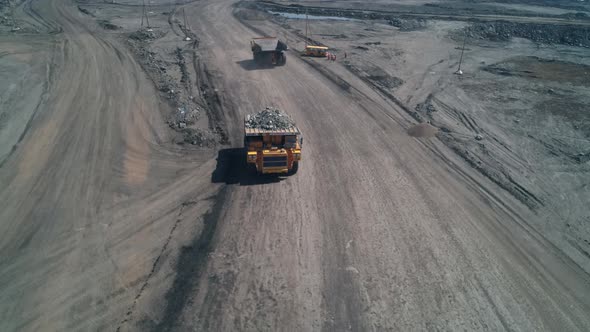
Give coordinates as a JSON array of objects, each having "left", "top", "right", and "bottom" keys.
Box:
[
  {"left": 182, "top": 8, "right": 191, "bottom": 41},
  {"left": 142, "top": 0, "right": 151, "bottom": 30},
  {"left": 9, "top": 0, "right": 17, "bottom": 29},
  {"left": 140, "top": 0, "right": 144, "bottom": 29},
  {"left": 145, "top": 7, "right": 151, "bottom": 30},
  {"left": 305, "top": 9, "right": 309, "bottom": 47},
  {"left": 456, "top": 31, "right": 467, "bottom": 75}
]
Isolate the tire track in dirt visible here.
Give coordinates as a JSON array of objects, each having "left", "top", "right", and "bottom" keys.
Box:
[{"left": 154, "top": 187, "right": 229, "bottom": 332}]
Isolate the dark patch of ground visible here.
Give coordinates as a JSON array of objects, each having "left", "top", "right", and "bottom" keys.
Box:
[
  {"left": 484, "top": 56, "right": 590, "bottom": 86},
  {"left": 464, "top": 22, "right": 590, "bottom": 47},
  {"left": 97, "top": 19, "right": 119, "bottom": 30}
]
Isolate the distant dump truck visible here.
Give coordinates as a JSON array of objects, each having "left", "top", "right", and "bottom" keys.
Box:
[
  {"left": 250, "top": 37, "right": 288, "bottom": 66},
  {"left": 244, "top": 108, "right": 302, "bottom": 175}
]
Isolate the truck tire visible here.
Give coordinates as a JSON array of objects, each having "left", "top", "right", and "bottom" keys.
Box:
[
  {"left": 289, "top": 162, "right": 298, "bottom": 175},
  {"left": 279, "top": 53, "right": 286, "bottom": 66}
]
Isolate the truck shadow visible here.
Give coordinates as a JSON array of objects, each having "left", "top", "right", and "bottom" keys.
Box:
[
  {"left": 236, "top": 59, "right": 274, "bottom": 71},
  {"left": 211, "top": 148, "right": 285, "bottom": 186}
]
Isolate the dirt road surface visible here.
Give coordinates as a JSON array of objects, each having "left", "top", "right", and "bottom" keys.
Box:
[
  {"left": 164, "top": 0, "right": 590, "bottom": 331},
  {"left": 0, "top": 0, "right": 218, "bottom": 330},
  {"left": 1, "top": 0, "right": 589, "bottom": 331}
]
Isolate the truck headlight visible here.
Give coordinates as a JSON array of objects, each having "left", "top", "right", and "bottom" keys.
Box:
[{"left": 247, "top": 153, "right": 257, "bottom": 162}]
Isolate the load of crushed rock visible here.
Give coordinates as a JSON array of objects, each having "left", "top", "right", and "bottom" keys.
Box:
[{"left": 245, "top": 107, "right": 295, "bottom": 130}]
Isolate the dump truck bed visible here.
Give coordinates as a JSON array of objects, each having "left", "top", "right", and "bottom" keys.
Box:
[
  {"left": 244, "top": 126, "right": 301, "bottom": 136},
  {"left": 251, "top": 37, "right": 280, "bottom": 52},
  {"left": 251, "top": 37, "right": 288, "bottom": 52}
]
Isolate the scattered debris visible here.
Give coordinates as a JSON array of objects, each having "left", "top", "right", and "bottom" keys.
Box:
[
  {"left": 170, "top": 106, "right": 200, "bottom": 127},
  {"left": 180, "top": 128, "right": 217, "bottom": 147},
  {"left": 126, "top": 27, "right": 224, "bottom": 147},
  {"left": 475, "top": 134, "right": 484, "bottom": 141},
  {"left": 175, "top": 47, "right": 190, "bottom": 85},
  {"left": 129, "top": 29, "right": 163, "bottom": 41},
  {"left": 245, "top": 107, "right": 295, "bottom": 130},
  {"left": 415, "top": 100, "right": 437, "bottom": 115}
]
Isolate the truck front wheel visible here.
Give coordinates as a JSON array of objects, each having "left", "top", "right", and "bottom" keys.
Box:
[
  {"left": 289, "top": 162, "right": 298, "bottom": 175},
  {"left": 280, "top": 54, "right": 286, "bottom": 65}
]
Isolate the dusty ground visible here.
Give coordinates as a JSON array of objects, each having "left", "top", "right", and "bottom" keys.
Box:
[
  {"left": 260, "top": 0, "right": 590, "bottom": 272},
  {"left": 1, "top": 0, "right": 589, "bottom": 331},
  {"left": 0, "top": 0, "right": 221, "bottom": 330}
]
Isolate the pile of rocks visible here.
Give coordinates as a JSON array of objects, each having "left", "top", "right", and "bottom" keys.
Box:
[
  {"left": 129, "top": 29, "right": 164, "bottom": 41},
  {"left": 181, "top": 128, "right": 216, "bottom": 147},
  {"left": 171, "top": 106, "right": 200, "bottom": 128},
  {"left": 415, "top": 100, "right": 436, "bottom": 115},
  {"left": 245, "top": 107, "right": 295, "bottom": 130}
]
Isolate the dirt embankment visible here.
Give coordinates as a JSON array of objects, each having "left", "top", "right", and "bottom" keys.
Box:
[
  {"left": 257, "top": 1, "right": 590, "bottom": 49},
  {"left": 464, "top": 21, "right": 590, "bottom": 48},
  {"left": 257, "top": 0, "right": 590, "bottom": 20},
  {"left": 127, "top": 31, "right": 226, "bottom": 147},
  {"left": 490, "top": 0, "right": 590, "bottom": 12},
  {"left": 73, "top": 0, "right": 232, "bottom": 148},
  {"left": 77, "top": 3, "right": 230, "bottom": 147}
]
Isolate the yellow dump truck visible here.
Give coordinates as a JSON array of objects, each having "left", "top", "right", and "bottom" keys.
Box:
[{"left": 244, "top": 109, "right": 302, "bottom": 175}]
